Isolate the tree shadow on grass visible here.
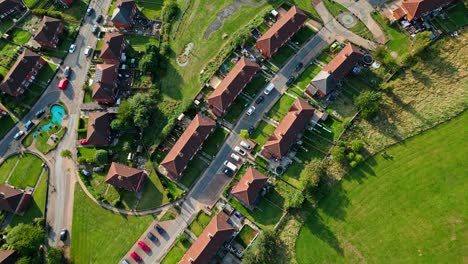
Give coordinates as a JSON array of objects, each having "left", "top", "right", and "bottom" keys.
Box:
[
  {"left": 305, "top": 208, "right": 344, "bottom": 256},
  {"left": 385, "top": 91, "right": 431, "bottom": 127},
  {"left": 315, "top": 179, "right": 349, "bottom": 221}
]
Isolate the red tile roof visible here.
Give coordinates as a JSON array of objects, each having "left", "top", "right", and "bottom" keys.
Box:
[
  {"left": 394, "top": 0, "right": 454, "bottom": 21},
  {"left": 93, "top": 64, "right": 118, "bottom": 103},
  {"left": 179, "top": 212, "right": 234, "bottom": 264},
  {"left": 322, "top": 43, "right": 364, "bottom": 80},
  {"left": 0, "top": 184, "right": 31, "bottom": 214},
  {"left": 231, "top": 167, "right": 268, "bottom": 207},
  {"left": 261, "top": 98, "right": 315, "bottom": 160},
  {"left": 105, "top": 162, "right": 147, "bottom": 192},
  {"left": 256, "top": 6, "right": 307, "bottom": 58},
  {"left": 33, "top": 16, "right": 64, "bottom": 48},
  {"left": 160, "top": 115, "right": 216, "bottom": 180},
  {"left": 86, "top": 112, "right": 112, "bottom": 146},
  {"left": 0, "top": 49, "right": 45, "bottom": 97},
  {"left": 208, "top": 57, "right": 259, "bottom": 116},
  {"left": 0, "top": 250, "right": 17, "bottom": 264},
  {"left": 100, "top": 32, "right": 126, "bottom": 62}
]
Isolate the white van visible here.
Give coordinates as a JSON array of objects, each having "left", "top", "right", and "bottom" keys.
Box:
[
  {"left": 230, "top": 153, "right": 241, "bottom": 162},
  {"left": 84, "top": 46, "right": 92, "bottom": 57},
  {"left": 240, "top": 140, "right": 252, "bottom": 150},
  {"left": 223, "top": 160, "right": 237, "bottom": 171},
  {"left": 264, "top": 83, "right": 275, "bottom": 95}
]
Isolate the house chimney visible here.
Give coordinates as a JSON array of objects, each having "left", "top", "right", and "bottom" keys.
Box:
[
  {"left": 208, "top": 233, "right": 213, "bottom": 239},
  {"left": 118, "top": 176, "right": 123, "bottom": 181},
  {"left": 178, "top": 152, "right": 184, "bottom": 158},
  {"left": 294, "top": 111, "right": 299, "bottom": 116}
]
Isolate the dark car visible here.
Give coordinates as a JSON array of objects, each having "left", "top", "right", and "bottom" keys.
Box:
[
  {"left": 295, "top": 62, "right": 304, "bottom": 71},
  {"left": 60, "top": 229, "right": 68, "bottom": 241},
  {"left": 25, "top": 120, "right": 34, "bottom": 131},
  {"left": 255, "top": 95, "right": 265, "bottom": 104},
  {"left": 92, "top": 25, "right": 99, "bottom": 35},
  {"left": 147, "top": 232, "right": 158, "bottom": 242},
  {"left": 223, "top": 167, "right": 234, "bottom": 177},
  {"left": 154, "top": 224, "right": 165, "bottom": 235},
  {"left": 96, "top": 15, "right": 103, "bottom": 23},
  {"left": 35, "top": 109, "right": 45, "bottom": 118},
  {"left": 63, "top": 66, "right": 71, "bottom": 78},
  {"left": 286, "top": 76, "right": 295, "bottom": 86},
  {"left": 247, "top": 126, "right": 254, "bottom": 135}
]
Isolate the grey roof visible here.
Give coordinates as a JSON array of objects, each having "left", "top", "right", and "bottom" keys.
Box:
[
  {"left": 310, "top": 70, "right": 337, "bottom": 96},
  {"left": 111, "top": 0, "right": 135, "bottom": 25}
]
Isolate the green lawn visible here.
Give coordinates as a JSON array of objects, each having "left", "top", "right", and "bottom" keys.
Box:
[
  {"left": 348, "top": 20, "right": 373, "bottom": 40},
  {"left": 180, "top": 156, "right": 209, "bottom": 188},
  {"left": 160, "top": 207, "right": 179, "bottom": 221},
  {"left": 136, "top": 170, "right": 169, "bottom": 210},
  {"left": 296, "top": 112, "right": 468, "bottom": 263},
  {"left": 161, "top": 239, "right": 192, "bottom": 264},
  {"left": 48, "top": 0, "right": 90, "bottom": 21},
  {"left": 371, "top": 12, "right": 411, "bottom": 60},
  {"left": 251, "top": 121, "right": 276, "bottom": 150},
  {"left": 138, "top": 0, "right": 163, "bottom": 20},
  {"left": 0, "top": 155, "right": 19, "bottom": 183},
  {"left": 266, "top": 94, "right": 296, "bottom": 122},
  {"left": 0, "top": 114, "right": 15, "bottom": 140},
  {"left": 10, "top": 172, "right": 48, "bottom": 227},
  {"left": 445, "top": 1, "right": 468, "bottom": 27},
  {"left": 291, "top": 26, "right": 316, "bottom": 46},
  {"left": 126, "top": 35, "right": 158, "bottom": 52},
  {"left": 8, "top": 153, "right": 44, "bottom": 189},
  {"left": 188, "top": 211, "right": 212, "bottom": 237},
  {"left": 235, "top": 224, "right": 257, "bottom": 248},
  {"left": 270, "top": 45, "right": 296, "bottom": 68},
  {"left": 243, "top": 75, "right": 268, "bottom": 97},
  {"left": 323, "top": 0, "right": 347, "bottom": 17},
  {"left": 11, "top": 29, "right": 32, "bottom": 45},
  {"left": 31, "top": 114, "right": 67, "bottom": 154},
  {"left": 291, "top": 0, "right": 321, "bottom": 21},
  {"left": 229, "top": 195, "right": 284, "bottom": 230},
  {"left": 201, "top": 126, "right": 228, "bottom": 156},
  {"left": 71, "top": 185, "right": 157, "bottom": 264},
  {"left": 224, "top": 96, "right": 249, "bottom": 124},
  {"left": 296, "top": 63, "right": 322, "bottom": 89}
]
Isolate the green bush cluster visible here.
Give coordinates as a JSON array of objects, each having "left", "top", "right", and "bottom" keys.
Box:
[{"left": 31, "top": 9, "right": 75, "bottom": 21}]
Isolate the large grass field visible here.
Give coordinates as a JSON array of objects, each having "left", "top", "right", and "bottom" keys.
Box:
[
  {"left": 71, "top": 185, "right": 158, "bottom": 264},
  {"left": 296, "top": 112, "right": 467, "bottom": 263}
]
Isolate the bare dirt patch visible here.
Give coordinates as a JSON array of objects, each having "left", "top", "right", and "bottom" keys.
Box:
[{"left": 176, "top": 42, "right": 194, "bottom": 67}]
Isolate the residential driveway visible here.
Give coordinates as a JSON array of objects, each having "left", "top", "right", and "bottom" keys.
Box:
[
  {"left": 333, "top": 0, "right": 386, "bottom": 43},
  {"left": 314, "top": 0, "right": 377, "bottom": 50}
]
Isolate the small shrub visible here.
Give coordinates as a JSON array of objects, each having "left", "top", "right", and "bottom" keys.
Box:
[
  {"left": 60, "top": 149, "right": 72, "bottom": 158},
  {"left": 349, "top": 161, "right": 358, "bottom": 168},
  {"left": 77, "top": 157, "right": 87, "bottom": 164},
  {"left": 346, "top": 152, "right": 355, "bottom": 160}
]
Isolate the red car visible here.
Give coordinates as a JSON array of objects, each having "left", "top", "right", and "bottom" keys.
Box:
[
  {"left": 58, "top": 78, "right": 69, "bottom": 90},
  {"left": 79, "top": 139, "right": 88, "bottom": 145},
  {"left": 130, "top": 252, "right": 142, "bottom": 263},
  {"left": 138, "top": 241, "right": 150, "bottom": 252}
]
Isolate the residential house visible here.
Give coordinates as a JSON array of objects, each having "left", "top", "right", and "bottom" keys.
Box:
[
  {"left": 111, "top": 0, "right": 137, "bottom": 30},
  {"left": 261, "top": 98, "right": 315, "bottom": 160},
  {"left": 306, "top": 43, "right": 364, "bottom": 97},
  {"left": 0, "top": 0, "right": 24, "bottom": 21},
  {"left": 393, "top": 0, "right": 454, "bottom": 22},
  {"left": 0, "top": 250, "right": 17, "bottom": 264},
  {"left": 33, "top": 16, "right": 65, "bottom": 49},
  {"left": 207, "top": 57, "right": 259, "bottom": 117},
  {"left": 231, "top": 167, "right": 268, "bottom": 210},
  {"left": 59, "top": 0, "right": 75, "bottom": 7},
  {"left": 93, "top": 64, "right": 118, "bottom": 104},
  {"left": 0, "top": 184, "right": 32, "bottom": 215},
  {"left": 100, "top": 32, "right": 127, "bottom": 63},
  {"left": 0, "top": 49, "right": 46, "bottom": 97},
  {"left": 105, "top": 162, "right": 147, "bottom": 192},
  {"left": 86, "top": 112, "right": 112, "bottom": 146},
  {"left": 256, "top": 6, "right": 308, "bottom": 58},
  {"left": 160, "top": 114, "right": 216, "bottom": 180},
  {"left": 179, "top": 212, "right": 235, "bottom": 264}
]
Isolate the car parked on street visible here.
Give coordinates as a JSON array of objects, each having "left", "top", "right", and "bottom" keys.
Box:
[
  {"left": 35, "top": 109, "right": 45, "bottom": 118},
  {"left": 96, "top": 14, "right": 103, "bottom": 23},
  {"left": 84, "top": 46, "right": 92, "bottom": 57},
  {"left": 154, "top": 224, "right": 165, "bottom": 235},
  {"left": 247, "top": 126, "right": 254, "bottom": 135},
  {"left": 147, "top": 232, "right": 158, "bottom": 242},
  {"left": 86, "top": 7, "right": 93, "bottom": 16},
  {"left": 92, "top": 24, "right": 99, "bottom": 35},
  {"left": 286, "top": 76, "right": 295, "bottom": 86},
  {"left": 264, "top": 83, "right": 275, "bottom": 95},
  {"left": 223, "top": 167, "right": 234, "bottom": 177},
  {"left": 60, "top": 229, "right": 68, "bottom": 241},
  {"left": 240, "top": 141, "right": 252, "bottom": 150},
  {"left": 230, "top": 153, "right": 241, "bottom": 162},
  {"left": 246, "top": 106, "right": 255, "bottom": 116},
  {"left": 58, "top": 78, "right": 68, "bottom": 90},
  {"left": 223, "top": 160, "right": 237, "bottom": 171},
  {"left": 63, "top": 66, "right": 71, "bottom": 78},
  {"left": 13, "top": 131, "right": 24, "bottom": 140},
  {"left": 138, "top": 241, "right": 150, "bottom": 252},
  {"left": 255, "top": 95, "right": 265, "bottom": 104},
  {"left": 295, "top": 62, "right": 304, "bottom": 71},
  {"left": 130, "top": 252, "right": 142, "bottom": 263},
  {"left": 121, "top": 260, "right": 129, "bottom": 264},
  {"left": 68, "top": 44, "right": 76, "bottom": 53},
  {"left": 25, "top": 120, "right": 34, "bottom": 131},
  {"left": 234, "top": 146, "right": 246, "bottom": 156}
]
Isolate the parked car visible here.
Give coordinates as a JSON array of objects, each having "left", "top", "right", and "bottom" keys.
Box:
[
  {"left": 240, "top": 140, "right": 252, "bottom": 150},
  {"left": 96, "top": 14, "right": 103, "bottom": 23},
  {"left": 60, "top": 229, "right": 68, "bottom": 241},
  {"left": 92, "top": 24, "right": 100, "bottom": 35},
  {"left": 234, "top": 146, "right": 246, "bottom": 156},
  {"left": 25, "top": 120, "right": 34, "bottom": 131},
  {"left": 138, "top": 241, "right": 150, "bottom": 252},
  {"left": 35, "top": 109, "right": 45, "bottom": 118},
  {"left": 79, "top": 139, "right": 88, "bottom": 145},
  {"left": 63, "top": 66, "right": 71, "bottom": 78},
  {"left": 154, "top": 224, "right": 165, "bottom": 235},
  {"left": 84, "top": 46, "right": 92, "bottom": 57},
  {"left": 68, "top": 44, "right": 76, "bottom": 53},
  {"left": 230, "top": 153, "right": 241, "bottom": 162},
  {"left": 246, "top": 106, "right": 255, "bottom": 116},
  {"left": 255, "top": 95, "right": 265, "bottom": 104},
  {"left": 223, "top": 167, "right": 234, "bottom": 177},
  {"left": 295, "top": 62, "right": 304, "bottom": 71},
  {"left": 13, "top": 131, "right": 24, "bottom": 140},
  {"left": 121, "top": 260, "right": 130, "bottom": 264},
  {"left": 92, "top": 167, "right": 104, "bottom": 173},
  {"left": 247, "top": 126, "right": 254, "bottom": 135},
  {"left": 81, "top": 169, "right": 91, "bottom": 177},
  {"left": 86, "top": 7, "right": 93, "bottom": 16},
  {"left": 286, "top": 76, "right": 295, "bottom": 86},
  {"left": 147, "top": 232, "right": 158, "bottom": 242},
  {"left": 223, "top": 160, "right": 237, "bottom": 171},
  {"left": 264, "top": 83, "right": 275, "bottom": 95},
  {"left": 58, "top": 78, "right": 68, "bottom": 90},
  {"left": 130, "top": 252, "right": 142, "bottom": 263}
]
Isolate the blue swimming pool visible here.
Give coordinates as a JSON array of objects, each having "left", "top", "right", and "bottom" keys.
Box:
[{"left": 33, "top": 104, "right": 66, "bottom": 138}]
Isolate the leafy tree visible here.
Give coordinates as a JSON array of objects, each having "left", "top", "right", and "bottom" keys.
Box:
[
  {"left": 115, "top": 94, "right": 156, "bottom": 129},
  {"left": 243, "top": 229, "right": 282, "bottom": 264},
  {"left": 355, "top": 154, "right": 363, "bottom": 163},
  {"left": 355, "top": 91, "right": 383, "bottom": 119},
  {"left": 240, "top": 129, "right": 249, "bottom": 139},
  {"left": 77, "top": 157, "right": 86, "bottom": 165},
  {"left": 16, "top": 257, "right": 31, "bottom": 264},
  {"left": 299, "top": 159, "right": 322, "bottom": 189},
  {"left": 47, "top": 247, "right": 63, "bottom": 264},
  {"left": 372, "top": 46, "right": 387, "bottom": 62},
  {"left": 161, "top": 0, "right": 179, "bottom": 23},
  {"left": 350, "top": 161, "right": 358, "bottom": 168},
  {"left": 330, "top": 145, "right": 346, "bottom": 163},
  {"left": 350, "top": 139, "right": 365, "bottom": 152},
  {"left": 94, "top": 150, "right": 108, "bottom": 165},
  {"left": 60, "top": 149, "right": 71, "bottom": 158},
  {"left": 347, "top": 152, "right": 355, "bottom": 160},
  {"left": 284, "top": 190, "right": 305, "bottom": 209},
  {"left": 122, "top": 141, "right": 131, "bottom": 152},
  {"left": 6, "top": 224, "right": 44, "bottom": 256}
]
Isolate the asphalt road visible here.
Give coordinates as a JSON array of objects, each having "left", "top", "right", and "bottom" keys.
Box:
[{"left": 132, "top": 31, "right": 332, "bottom": 264}]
